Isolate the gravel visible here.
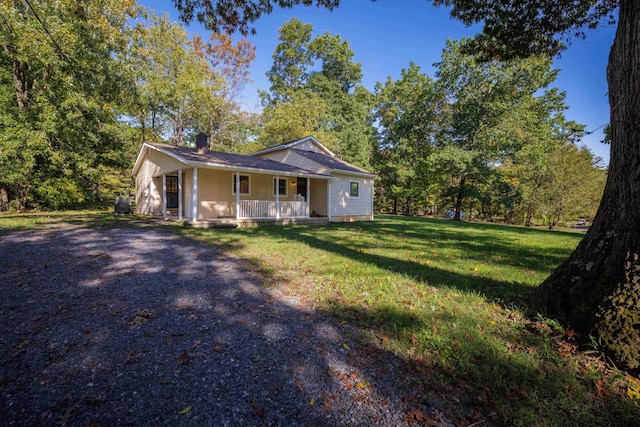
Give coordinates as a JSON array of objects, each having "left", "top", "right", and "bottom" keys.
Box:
[{"left": 0, "top": 225, "right": 452, "bottom": 426}]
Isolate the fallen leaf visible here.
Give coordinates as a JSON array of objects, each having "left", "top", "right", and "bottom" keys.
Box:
[
  {"left": 178, "top": 350, "right": 189, "bottom": 365},
  {"left": 179, "top": 406, "right": 192, "bottom": 414},
  {"left": 342, "top": 343, "right": 351, "bottom": 351},
  {"left": 309, "top": 398, "right": 315, "bottom": 406}
]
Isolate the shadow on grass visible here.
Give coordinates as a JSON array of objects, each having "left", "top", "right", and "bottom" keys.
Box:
[
  {"left": 240, "top": 216, "right": 581, "bottom": 305},
  {"left": 317, "top": 301, "right": 639, "bottom": 426}
]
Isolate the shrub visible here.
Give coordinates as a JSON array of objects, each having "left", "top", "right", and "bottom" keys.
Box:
[{"left": 34, "top": 178, "right": 85, "bottom": 210}]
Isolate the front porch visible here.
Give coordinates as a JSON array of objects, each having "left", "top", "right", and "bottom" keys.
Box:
[{"left": 150, "top": 167, "right": 328, "bottom": 222}]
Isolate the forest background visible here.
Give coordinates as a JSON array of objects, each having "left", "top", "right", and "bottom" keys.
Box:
[{"left": 0, "top": 0, "right": 608, "bottom": 228}]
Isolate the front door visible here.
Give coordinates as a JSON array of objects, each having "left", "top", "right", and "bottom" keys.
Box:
[
  {"left": 296, "top": 177, "right": 307, "bottom": 201},
  {"left": 166, "top": 176, "right": 178, "bottom": 209}
]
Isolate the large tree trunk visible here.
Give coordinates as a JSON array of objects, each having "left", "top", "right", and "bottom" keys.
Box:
[{"left": 532, "top": 0, "right": 640, "bottom": 362}]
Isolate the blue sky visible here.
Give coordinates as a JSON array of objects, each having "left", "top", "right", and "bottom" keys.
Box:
[{"left": 148, "top": 0, "right": 615, "bottom": 164}]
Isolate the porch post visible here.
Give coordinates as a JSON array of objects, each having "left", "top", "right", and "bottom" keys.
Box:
[
  {"left": 192, "top": 167, "right": 198, "bottom": 222},
  {"left": 149, "top": 177, "right": 154, "bottom": 215},
  {"left": 178, "top": 169, "right": 183, "bottom": 221},
  {"left": 275, "top": 175, "right": 280, "bottom": 220},
  {"left": 235, "top": 172, "right": 240, "bottom": 219},
  {"left": 162, "top": 174, "right": 167, "bottom": 218},
  {"left": 306, "top": 177, "right": 310, "bottom": 218}
]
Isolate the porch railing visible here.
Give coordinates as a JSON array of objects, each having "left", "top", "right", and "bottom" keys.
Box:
[{"left": 238, "top": 200, "right": 309, "bottom": 219}]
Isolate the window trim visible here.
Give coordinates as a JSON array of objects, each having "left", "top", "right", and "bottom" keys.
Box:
[
  {"left": 273, "top": 177, "right": 288, "bottom": 197},
  {"left": 232, "top": 173, "right": 251, "bottom": 195},
  {"left": 349, "top": 181, "right": 360, "bottom": 198}
]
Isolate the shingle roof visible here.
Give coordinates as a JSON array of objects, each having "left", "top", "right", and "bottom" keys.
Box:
[
  {"left": 291, "top": 149, "right": 376, "bottom": 177},
  {"left": 146, "top": 142, "right": 330, "bottom": 177}
]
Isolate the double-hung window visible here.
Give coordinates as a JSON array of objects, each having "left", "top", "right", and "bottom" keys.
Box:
[
  {"left": 349, "top": 181, "right": 360, "bottom": 198},
  {"left": 273, "top": 178, "right": 288, "bottom": 197},
  {"left": 232, "top": 174, "right": 250, "bottom": 195}
]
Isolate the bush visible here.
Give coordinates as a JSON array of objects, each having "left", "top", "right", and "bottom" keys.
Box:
[
  {"left": 596, "top": 253, "right": 640, "bottom": 370},
  {"left": 34, "top": 178, "right": 85, "bottom": 210}
]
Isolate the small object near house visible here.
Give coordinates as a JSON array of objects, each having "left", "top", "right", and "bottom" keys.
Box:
[
  {"left": 130, "top": 135, "right": 376, "bottom": 226},
  {"left": 445, "top": 209, "right": 464, "bottom": 219},
  {"left": 576, "top": 218, "right": 587, "bottom": 227},
  {"left": 114, "top": 196, "right": 132, "bottom": 214}
]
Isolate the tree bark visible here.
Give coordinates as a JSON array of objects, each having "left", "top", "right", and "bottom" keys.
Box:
[
  {"left": 0, "top": 187, "right": 8, "bottom": 211},
  {"left": 454, "top": 175, "right": 465, "bottom": 220},
  {"left": 532, "top": 0, "right": 640, "bottom": 336}
]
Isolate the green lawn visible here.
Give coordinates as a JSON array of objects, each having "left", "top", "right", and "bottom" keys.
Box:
[
  {"left": 183, "top": 215, "right": 639, "bottom": 425},
  {"left": 3, "top": 211, "right": 638, "bottom": 425}
]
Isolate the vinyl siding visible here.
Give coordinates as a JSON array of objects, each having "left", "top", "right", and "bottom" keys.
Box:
[
  {"left": 183, "top": 169, "right": 193, "bottom": 219},
  {"left": 195, "top": 170, "right": 297, "bottom": 219},
  {"left": 198, "top": 169, "right": 235, "bottom": 219},
  {"left": 309, "top": 178, "right": 327, "bottom": 216},
  {"left": 134, "top": 156, "right": 152, "bottom": 214},
  {"left": 329, "top": 174, "right": 373, "bottom": 220},
  {"left": 147, "top": 149, "right": 185, "bottom": 177}
]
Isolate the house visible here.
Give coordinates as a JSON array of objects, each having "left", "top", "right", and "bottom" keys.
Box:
[{"left": 131, "top": 135, "right": 376, "bottom": 226}]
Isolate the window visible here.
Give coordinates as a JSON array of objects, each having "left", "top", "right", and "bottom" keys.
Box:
[
  {"left": 273, "top": 178, "right": 288, "bottom": 197},
  {"left": 349, "top": 181, "right": 360, "bottom": 198},
  {"left": 232, "top": 174, "right": 250, "bottom": 195}
]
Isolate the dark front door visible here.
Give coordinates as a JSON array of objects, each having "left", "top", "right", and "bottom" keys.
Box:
[
  {"left": 166, "top": 176, "right": 178, "bottom": 209},
  {"left": 296, "top": 177, "right": 307, "bottom": 201}
]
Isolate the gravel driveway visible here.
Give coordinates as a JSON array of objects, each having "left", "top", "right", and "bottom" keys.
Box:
[{"left": 0, "top": 224, "right": 451, "bottom": 426}]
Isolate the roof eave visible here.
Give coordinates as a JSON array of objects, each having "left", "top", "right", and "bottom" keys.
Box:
[
  {"left": 331, "top": 169, "right": 377, "bottom": 179},
  {"left": 186, "top": 160, "right": 331, "bottom": 179}
]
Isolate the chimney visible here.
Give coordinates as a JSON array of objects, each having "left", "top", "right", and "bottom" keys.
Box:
[{"left": 195, "top": 132, "right": 208, "bottom": 154}]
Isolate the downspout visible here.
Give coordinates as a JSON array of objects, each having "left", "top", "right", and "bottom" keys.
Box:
[
  {"left": 327, "top": 178, "right": 332, "bottom": 222},
  {"left": 371, "top": 179, "right": 375, "bottom": 221}
]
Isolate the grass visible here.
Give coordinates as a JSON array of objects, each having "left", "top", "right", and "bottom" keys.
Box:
[{"left": 3, "top": 211, "right": 639, "bottom": 425}]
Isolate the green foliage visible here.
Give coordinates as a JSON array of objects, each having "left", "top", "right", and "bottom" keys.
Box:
[
  {"left": 0, "top": 0, "right": 137, "bottom": 210},
  {"left": 432, "top": 0, "right": 617, "bottom": 59},
  {"left": 596, "top": 253, "right": 640, "bottom": 370},
  {"left": 374, "top": 62, "right": 439, "bottom": 215},
  {"left": 260, "top": 18, "right": 374, "bottom": 168},
  {"left": 34, "top": 178, "right": 85, "bottom": 210}
]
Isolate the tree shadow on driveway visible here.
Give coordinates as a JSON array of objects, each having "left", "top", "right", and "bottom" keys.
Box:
[{"left": 0, "top": 225, "right": 453, "bottom": 426}]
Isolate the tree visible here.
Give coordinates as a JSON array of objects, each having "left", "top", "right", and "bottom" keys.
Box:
[
  {"left": 538, "top": 143, "right": 606, "bottom": 229},
  {"left": 0, "top": 0, "right": 137, "bottom": 209},
  {"left": 433, "top": 39, "right": 559, "bottom": 221},
  {"left": 171, "top": 0, "right": 639, "bottom": 370},
  {"left": 374, "top": 63, "right": 440, "bottom": 215},
  {"left": 260, "top": 18, "right": 374, "bottom": 167},
  {"left": 129, "top": 13, "right": 227, "bottom": 146},
  {"left": 172, "top": 0, "right": 340, "bottom": 35}
]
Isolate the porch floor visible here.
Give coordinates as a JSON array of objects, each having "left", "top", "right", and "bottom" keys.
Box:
[{"left": 158, "top": 213, "right": 329, "bottom": 228}]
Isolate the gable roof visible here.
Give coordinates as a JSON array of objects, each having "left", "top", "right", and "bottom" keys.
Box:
[
  {"left": 252, "top": 135, "right": 376, "bottom": 178},
  {"left": 131, "top": 142, "right": 331, "bottom": 179},
  {"left": 291, "top": 149, "right": 376, "bottom": 177},
  {"left": 251, "top": 136, "right": 335, "bottom": 157}
]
